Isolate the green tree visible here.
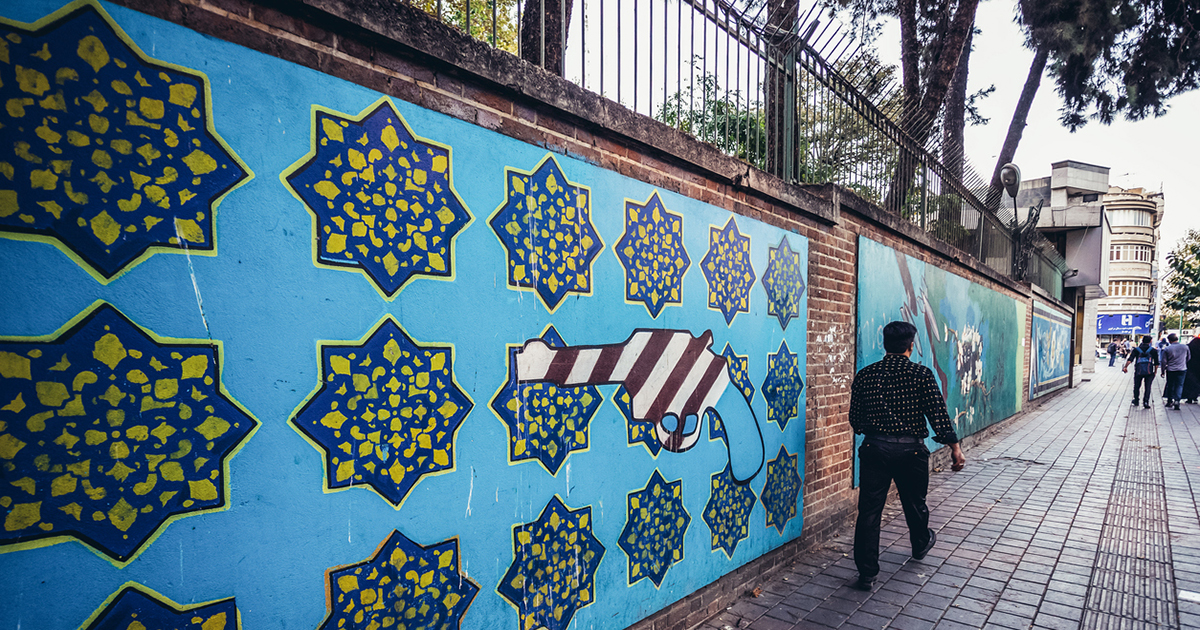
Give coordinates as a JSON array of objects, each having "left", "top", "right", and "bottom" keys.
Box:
[
  {"left": 657, "top": 59, "right": 902, "bottom": 196},
  {"left": 1163, "top": 230, "right": 1200, "bottom": 325},
  {"left": 411, "top": 0, "right": 520, "bottom": 52}
]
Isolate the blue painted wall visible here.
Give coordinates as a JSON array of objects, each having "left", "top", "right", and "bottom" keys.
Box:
[
  {"left": 854, "top": 236, "right": 1024, "bottom": 482},
  {"left": 1030, "top": 300, "right": 1071, "bottom": 399},
  {"left": 0, "top": 2, "right": 808, "bottom": 629}
]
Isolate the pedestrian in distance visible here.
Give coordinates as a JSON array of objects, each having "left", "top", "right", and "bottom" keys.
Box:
[
  {"left": 1161, "top": 333, "right": 1191, "bottom": 410},
  {"left": 1183, "top": 336, "right": 1200, "bottom": 404},
  {"left": 848, "top": 321, "right": 966, "bottom": 592},
  {"left": 1123, "top": 335, "right": 1159, "bottom": 408},
  {"left": 1108, "top": 340, "right": 1120, "bottom": 367}
]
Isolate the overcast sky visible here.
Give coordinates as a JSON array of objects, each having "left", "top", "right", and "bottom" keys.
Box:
[{"left": 872, "top": 0, "right": 1200, "bottom": 262}]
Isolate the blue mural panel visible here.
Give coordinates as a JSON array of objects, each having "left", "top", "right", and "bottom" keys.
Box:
[
  {"left": 855, "top": 236, "right": 1023, "bottom": 484},
  {"left": 0, "top": 2, "right": 809, "bottom": 630},
  {"left": 1031, "top": 300, "right": 1072, "bottom": 399}
]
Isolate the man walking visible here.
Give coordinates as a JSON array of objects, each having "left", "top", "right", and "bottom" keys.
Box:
[
  {"left": 848, "top": 321, "right": 966, "bottom": 591},
  {"left": 1108, "top": 340, "right": 1120, "bottom": 367},
  {"left": 1162, "top": 333, "right": 1191, "bottom": 410},
  {"left": 1123, "top": 335, "right": 1159, "bottom": 408}
]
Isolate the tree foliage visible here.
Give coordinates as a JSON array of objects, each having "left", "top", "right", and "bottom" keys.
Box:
[
  {"left": 1164, "top": 229, "right": 1200, "bottom": 318},
  {"left": 411, "top": 0, "right": 520, "bottom": 52},
  {"left": 655, "top": 59, "right": 902, "bottom": 195}
]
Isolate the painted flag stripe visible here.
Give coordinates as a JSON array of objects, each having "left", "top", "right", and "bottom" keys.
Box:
[
  {"left": 697, "top": 368, "right": 731, "bottom": 416},
  {"left": 622, "top": 331, "right": 675, "bottom": 397},
  {"left": 610, "top": 332, "right": 653, "bottom": 382},
  {"left": 647, "top": 333, "right": 714, "bottom": 421},
  {"left": 663, "top": 352, "right": 717, "bottom": 418},
  {"left": 682, "top": 356, "right": 729, "bottom": 417},
  {"left": 566, "top": 348, "right": 603, "bottom": 385},
  {"left": 632, "top": 333, "right": 694, "bottom": 417},
  {"left": 544, "top": 347, "right": 580, "bottom": 384},
  {"left": 589, "top": 344, "right": 625, "bottom": 383}
]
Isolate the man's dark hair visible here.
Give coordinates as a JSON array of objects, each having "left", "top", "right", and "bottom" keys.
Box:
[
  {"left": 1143, "top": 335, "right": 1153, "bottom": 344},
  {"left": 1169, "top": 333, "right": 1179, "bottom": 343},
  {"left": 883, "top": 321, "right": 918, "bottom": 354}
]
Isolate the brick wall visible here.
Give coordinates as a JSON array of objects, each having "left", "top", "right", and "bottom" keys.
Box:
[{"left": 100, "top": 1, "right": 1062, "bottom": 627}]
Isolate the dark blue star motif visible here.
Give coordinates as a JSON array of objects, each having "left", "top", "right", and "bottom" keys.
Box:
[
  {"left": 291, "top": 317, "right": 473, "bottom": 507},
  {"left": 762, "top": 445, "right": 801, "bottom": 534},
  {"left": 490, "top": 155, "right": 602, "bottom": 312},
  {"left": 619, "top": 469, "right": 690, "bottom": 586},
  {"left": 491, "top": 326, "right": 602, "bottom": 475},
  {"left": 763, "top": 340, "right": 804, "bottom": 431},
  {"left": 614, "top": 191, "right": 691, "bottom": 318},
  {"left": 498, "top": 496, "right": 605, "bottom": 630},
  {"left": 83, "top": 584, "right": 237, "bottom": 630},
  {"left": 0, "top": 303, "right": 257, "bottom": 563},
  {"left": 761, "top": 236, "right": 806, "bottom": 330},
  {"left": 285, "top": 98, "right": 472, "bottom": 297},
  {"left": 614, "top": 385, "right": 661, "bottom": 457},
  {"left": 703, "top": 463, "right": 757, "bottom": 559},
  {"left": 0, "top": 4, "right": 249, "bottom": 280},
  {"left": 320, "top": 530, "right": 478, "bottom": 630},
  {"left": 701, "top": 217, "right": 756, "bottom": 325},
  {"left": 708, "top": 343, "right": 754, "bottom": 442}
]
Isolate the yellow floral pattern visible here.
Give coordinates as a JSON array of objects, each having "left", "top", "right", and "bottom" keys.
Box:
[
  {"left": 0, "top": 303, "right": 256, "bottom": 562},
  {"left": 291, "top": 317, "right": 472, "bottom": 507}
]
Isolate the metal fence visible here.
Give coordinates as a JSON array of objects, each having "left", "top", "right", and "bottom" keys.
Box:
[{"left": 405, "top": 0, "right": 1067, "bottom": 292}]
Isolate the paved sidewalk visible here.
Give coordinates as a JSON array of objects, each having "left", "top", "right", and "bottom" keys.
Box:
[{"left": 696, "top": 365, "right": 1200, "bottom": 630}]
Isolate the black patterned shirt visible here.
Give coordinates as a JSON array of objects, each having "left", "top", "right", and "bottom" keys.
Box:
[{"left": 849, "top": 353, "right": 959, "bottom": 444}]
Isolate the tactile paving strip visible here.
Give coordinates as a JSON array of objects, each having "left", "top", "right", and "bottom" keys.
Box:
[{"left": 1083, "top": 409, "right": 1179, "bottom": 628}]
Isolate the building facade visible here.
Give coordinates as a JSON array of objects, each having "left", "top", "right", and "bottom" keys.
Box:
[
  {"left": 1097, "top": 186, "right": 1165, "bottom": 345},
  {"left": 1017, "top": 160, "right": 1112, "bottom": 375}
]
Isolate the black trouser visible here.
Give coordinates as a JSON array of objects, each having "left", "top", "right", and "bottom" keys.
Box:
[
  {"left": 1133, "top": 373, "right": 1155, "bottom": 405},
  {"left": 854, "top": 438, "right": 931, "bottom": 578}
]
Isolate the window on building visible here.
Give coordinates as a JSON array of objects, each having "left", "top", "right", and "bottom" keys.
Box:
[
  {"left": 1107, "top": 280, "right": 1151, "bottom": 297},
  {"left": 1107, "top": 208, "right": 1153, "bottom": 227},
  {"left": 1109, "top": 244, "right": 1154, "bottom": 262}
]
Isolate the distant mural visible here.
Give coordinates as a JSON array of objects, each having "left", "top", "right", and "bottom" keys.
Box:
[
  {"left": 856, "top": 236, "right": 1022, "bottom": 476},
  {"left": 1030, "top": 300, "right": 1071, "bottom": 399},
  {"left": 0, "top": 302, "right": 256, "bottom": 564},
  {"left": 0, "top": 2, "right": 249, "bottom": 281},
  {"left": 0, "top": 2, "right": 808, "bottom": 630}
]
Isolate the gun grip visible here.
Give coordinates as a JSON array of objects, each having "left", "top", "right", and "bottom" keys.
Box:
[{"left": 710, "top": 383, "right": 764, "bottom": 484}]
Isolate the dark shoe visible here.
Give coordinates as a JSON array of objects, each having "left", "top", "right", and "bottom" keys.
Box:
[
  {"left": 1144, "top": 404, "right": 1151, "bottom": 409},
  {"left": 851, "top": 576, "right": 876, "bottom": 591},
  {"left": 1175, "top": 404, "right": 1182, "bottom": 411},
  {"left": 913, "top": 528, "right": 937, "bottom": 560},
  {"left": 1166, "top": 400, "right": 1174, "bottom": 407},
  {"left": 1132, "top": 399, "right": 1139, "bottom": 406}
]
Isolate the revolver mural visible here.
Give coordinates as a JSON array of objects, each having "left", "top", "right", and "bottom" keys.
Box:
[{"left": 516, "top": 328, "right": 766, "bottom": 483}]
